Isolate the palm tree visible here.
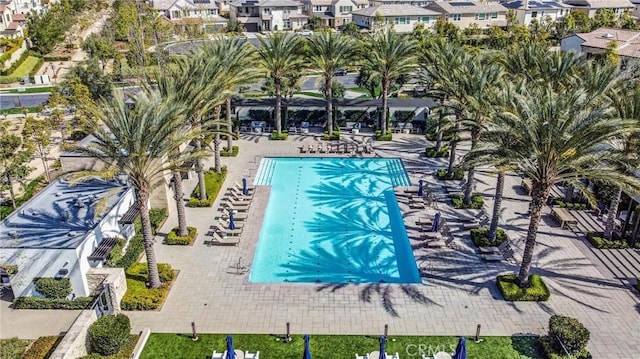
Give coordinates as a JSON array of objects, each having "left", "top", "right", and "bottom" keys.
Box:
[
  {"left": 306, "top": 32, "right": 357, "bottom": 134},
  {"left": 361, "top": 28, "right": 417, "bottom": 133},
  {"left": 76, "top": 89, "right": 205, "bottom": 288},
  {"left": 256, "top": 32, "right": 304, "bottom": 135}
]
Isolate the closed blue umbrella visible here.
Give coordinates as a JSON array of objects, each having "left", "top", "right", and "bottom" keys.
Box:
[
  {"left": 303, "top": 334, "right": 312, "bottom": 359},
  {"left": 229, "top": 210, "right": 236, "bottom": 230},
  {"left": 452, "top": 337, "right": 467, "bottom": 359},
  {"left": 418, "top": 179, "right": 424, "bottom": 197},
  {"left": 379, "top": 336, "right": 387, "bottom": 359},
  {"left": 430, "top": 212, "right": 441, "bottom": 232},
  {"left": 225, "top": 335, "right": 235, "bottom": 359},
  {"left": 242, "top": 177, "right": 249, "bottom": 196}
]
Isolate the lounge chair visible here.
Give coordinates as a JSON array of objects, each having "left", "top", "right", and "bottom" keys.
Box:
[
  {"left": 344, "top": 143, "right": 351, "bottom": 154},
  {"left": 223, "top": 351, "right": 245, "bottom": 359},
  {"left": 218, "top": 218, "right": 245, "bottom": 229},
  {"left": 318, "top": 143, "right": 326, "bottom": 153},
  {"left": 421, "top": 231, "right": 442, "bottom": 240},
  {"left": 427, "top": 236, "right": 457, "bottom": 249},
  {"left": 365, "top": 143, "right": 373, "bottom": 154},
  {"left": 477, "top": 240, "right": 510, "bottom": 254},
  {"left": 227, "top": 187, "right": 254, "bottom": 198},
  {"left": 233, "top": 181, "right": 256, "bottom": 192},
  {"left": 223, "top": 203, "right": 250, "bottom": 212},
  {"left": 482, "top": 248, "right": 514, "bottom": 262},
  {"left": 210, "top": 232, "right": 240, "bottom": 246},
  {"left": 415, "top": 217, "right": 434, "bottom": 226},
  {"left": 220, "top": 211, "right": 248, "bottom": 221},
  {"left": 309, "top": 144, "right": 316, "bottom": 153},
  {"left": 299, "top": 145, "right": 307, "bottom": 154},
  {"left": 355, "top": 354, "right": 370, "bottom": 359},
  {"left": 404, "top": 186, "right": 420, "bottom": 194},
  {"left": 223, "top": 192, "right": 252, "bottom": 203},
  {"left": 289, "top": 126, "right": 297, "bottom": 134},
  {"left": 212, "top": 351, "right": 224, "bottom": 359},
  {"left": 336, "top": 143, "right": 344, "bottom": 154},
  {"left": 223, "top": 199, "right": 252, "bottom": 208},
  {"left": 212, "top": 224, "right": 243, "bottom": 236},
  {"left": 245, "top": 351, "right": 260, "bottom": 359}
]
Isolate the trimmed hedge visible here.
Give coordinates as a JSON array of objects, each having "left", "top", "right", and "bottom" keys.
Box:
[
  {"left": 0, "top": 50, "right": 36, "bottom": 76},
  {"left": 270, "top": 130, "right": 288, "bottom": 140},
  {"left": 497, "top": 274, "right": 550, "bottom": 301},
  {"left": 552, "top": 198, "right": 587, "bottom": 210},
  {"left": 166, "top": 226, "right": 197, "bottom": 245},
  {"left": 88, "top": 314, "right": 131, "bottom": 356},
  {"left": 149, "top": 208, "right": 168, "bottom": 233},
  {"left": 12, "top": 296, "right": 94, "bottom": 309},
  {"left": 126, "top": 262, "right": 175, "bottom": 283},
  {"left": 375, "top": 130, "right": 392, "bottom": 141},
  {"left": 470, "top": 227, "right": 507, "bottom": 247},
  {"left": 0, "top": 264, "right": 18, "bottom": 275},
  {"left": 189, "top": 166, "right": 227, "bottom": 207},
  {"left": 436, "top": 167, "right": 464, "bottom": 181},
  {"left": 425, "top": 132, "right": 453, "bottom": 142},
  {"left": 80, "top": 335, "right": 139, "bottom": 359},
  {"left": 322, "top": 130, "right": 340, "bottom": 140},
  {"left": 43, "top": 55, "right": 72, "bottom": 61},
  {"left": 540, "top": 315, "right": 590, "bottom": 358},
  {"left": 121, "top": 263, "right": 174, "bottom": 311},
  {"left": 451, "top": 194, "right": 484, "bottom": 209},
  {"left": 586, "top": 231, "right": 627, "bottom": 249},
  {"left": 22, "top": 335, "right": 62, "bottom": 359},
  {"left": 425, "top": 145, "right": 449, "bottom": 158},
  {"left": 105, "top": 238, "right": 126, "bottom": 267},
  {"left": 112, "top": 208, "right": 167, "bottom": 270},
  {"left": 34, "top": 278, "right": 71, "bottom": 298},
  {"left": 220, "top": 145, "right": 239, "bottom": 157}
]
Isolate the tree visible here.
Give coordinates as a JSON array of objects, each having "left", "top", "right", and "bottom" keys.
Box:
[
  {"left": 306, "top": 32, "right": 357, "bottom": 134},
  {"left": 74, "top": 89, "right": 204, "bottom": 288},
  {"left": 22, "top": 116, "right": 53, "bottom": 183},
  {"left": 592, "top": 8, "right": 618, "bottom": 29},
  {"left": 256, "top": 33, "right": 304, "bottom": 136},
  {"left": 342, "top": 22, "right": 361, "bottom": 39},
  {"left": 361, "top": 28, "right": 417, "bottom": 133},
  {"left": 620, "top": 9, "right": 638, "bottom": 30},
  {"left": 0, "top": 134, "right": 32, "bottom": 208},
  {"left": 82, "top": 33, "right": 117, "bottom": 72},
  {"left": 69, "top": 59, "right": 113, "bottom": 100}
]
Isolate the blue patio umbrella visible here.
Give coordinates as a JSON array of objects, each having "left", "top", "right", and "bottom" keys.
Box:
[
  {"left": 229, "top": 210, "right": 236, "bottom": 230},
  {"left": 303, "top": 334, "right": 312, "bottom": 359},
  {"left": 452, "top": 337, "right": 467, "bottom": 359},
  {"left": 379, "top": 336, "right": 387, "bottom": 359},
  {"left": 430, "top": 212, "right": 441, "bottom": 232},
  {"left": 225, "top": 335, "right": 235, "bottom": 359},
  {"left": 418, "top": 179, "right": 424, "bottom": 197},
  {"left": 242, "top": 177, "right": 249, "bottom": 196}
]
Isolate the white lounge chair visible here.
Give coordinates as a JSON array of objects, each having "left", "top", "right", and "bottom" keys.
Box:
[
  {"left": 220, "top": 211, "right": 248, "bottom": 221},
  {"left": 212, "top": 225, "right": 243, "bottom": 236},
  {"left": 218, "top": 218, "right": 245, "bottom": 230},
  {"left": 227, "top": 187, "right": 254, "bottom": 198},
  {"left": 212, "top": 350, "right": 224, "bottom": 359},
  {"left": 223, "top": 203, "right": 250, "bottom": 212},
  {"left": 233, "top": 181, "right": 255, "bottom": 192},
  {"left": 223, "top": 351, "right": 245, "bottom": 359},
  {"left": 245, "top": 351, "right": 260, "bottom": 359},
  {"left": 210, "top": 232, "right": 240, "bottom": 246},
  {"left": 355, "top": 354, "right": 370, "bottom": 359}
]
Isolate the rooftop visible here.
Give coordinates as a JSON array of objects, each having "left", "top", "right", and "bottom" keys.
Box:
[
  {"left": 502, "top": 0, "right": 568, "bottom": 10},
  {"left": 428, "top": 0, "right": 507, "bottom": 13},
  {"left": 562, "top": 0, "right": 633, "bottom": 8},
  {"left": 0, "top": 178, "right": 130, "bottom": 250},
  {"left": 352, "top": 4, "right": 440, "bottom": 17},
  {"left": 575, "top": 27, "right": 640, "bottom": 59}
]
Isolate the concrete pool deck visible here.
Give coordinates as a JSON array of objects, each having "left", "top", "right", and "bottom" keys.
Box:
[{"left": 3, "top": 132, "right": 640, "bottom": 357}]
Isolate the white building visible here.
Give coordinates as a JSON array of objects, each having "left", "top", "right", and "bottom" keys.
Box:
[
  {"left": 561, "top": 27, "right": 640, "bottom": 66},
  {"left": 150, "top": 0, "right": 228, "bottom": 29},
  {"left": 562, "top": 0, "right": 634, "bottom": 18},
  {"left": 0, "top": 178, "right": 136, "bottom": 299},
  {"left": 302, "top": 0, "right": 369, "bottom": 29},
  {"left": 0, "top": 2, "right": 23, "bottom": 38},
  {"left": 502, "top": 0, "right": 571, "bottom": 25},
  {"left": 351, "top": 4, "right": 439, "bottom": 33},
  {"left": 229, "top": 0, "right": 309, "bottom": 32},
  {"left": 426, "top": 0, "right": 508, "bottom": 29}
]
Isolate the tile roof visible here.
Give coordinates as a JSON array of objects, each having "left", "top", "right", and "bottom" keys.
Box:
[
  {"left": 428, "top": 0, "right": 507, "bottom": 13},
  {"left": 576, "top": 27, "right": 640, "bottom": 59},
  {"left": 352, "top": 4, "right": 440, "bottom": 17}
]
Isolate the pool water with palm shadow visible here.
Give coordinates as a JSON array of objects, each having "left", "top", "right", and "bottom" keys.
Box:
[{"left": 250, "top": 157, "right": 420, "bottom": 284}]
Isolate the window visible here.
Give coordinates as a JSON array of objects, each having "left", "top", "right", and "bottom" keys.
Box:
[
  {"left": 314, "top": 5, "right": 322, "bottom": 12},
  {"left": 422, "top": 16, "right": 429, "bottom": 23},
  {"left": 491, "top": 12, "right": 497, "bottom": 19},
  {"left": 283, "top": 19, "right": 291, "bottom": 29},
  {"left": 171, "top": 10, "right": 181, "bottom": 18},
  {"left": 531, "top": 11, "right": 537, "bottom": 18},
  {"left": 340, "top": 6, "right": 352, "bottom": 14},
  {"left": 475, "top": 13, "right": 486, "bottom": 20},
  {"left": 263, "top": 8, "right": 270, "bottom": 14},
  {"left": 452, "top": 13, "right": 461, "bottom": 21},
  {"left": 559, "top": 9, "right": 564, "bottom": 16},
  {"left": 394, "top": 17, "right": 407, "bottom": 25}
]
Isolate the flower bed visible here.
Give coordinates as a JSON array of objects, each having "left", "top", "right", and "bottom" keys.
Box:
[
  {"left": 436, "top": 167, "right": 464, "bottom": 181},
  {"left": 586, "top": 231, "right": 628, "bottom": 249},
  {"left": 497, "top": 274, "right": 550, "bottom": 301},
  {"left": 166, "top": 226, "right": 197, "bottom": 245},
  {"left": 425, "top": 146, "right": 449, "bottom": 158},
  {"left": 220, "top": 145, "right": 239, "bottom": 157},
  {"left": 470, "top": 227, "right": 507, "bottom": 247},
  {"left": 189, "top": 167, "right": 227, "bottom": 207},
  {"left": 121, "top": 263, "right": 175, "bottom": 311}
]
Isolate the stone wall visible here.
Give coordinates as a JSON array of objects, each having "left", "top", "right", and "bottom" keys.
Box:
[
  {"left": 86, "top": 267, "right": 127, "bottom": 313},
  {"left": 48, "top": 310, "right": 97, "bottom": 359}
]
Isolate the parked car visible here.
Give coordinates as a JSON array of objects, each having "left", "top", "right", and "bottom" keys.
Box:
[
  {"left": 333, "top": 69, "right": 347, "bottom": 76},
  {"left": 298, "top": 30, "right": 314, "bottom": 36}
]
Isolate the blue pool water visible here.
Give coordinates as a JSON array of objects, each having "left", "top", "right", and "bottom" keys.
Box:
[{"left": 249, "top": 157, "right": 421, "bottom": 284}]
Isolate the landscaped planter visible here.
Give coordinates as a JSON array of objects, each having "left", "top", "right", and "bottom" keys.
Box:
[{"left": 496, "top": 274, "right": 550, "bottom": 301}]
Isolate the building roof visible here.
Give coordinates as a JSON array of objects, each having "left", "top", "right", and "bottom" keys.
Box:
[
  {"left": 428, "top": 1, "right": 507, "bottom": 14},
  {"left": 11, "top": 14, "right": 27, "bottom": 21},
  {"left": 153, "top": 0, "right": 219, "bottom": 10},
  {"left": 304, "top": 0, "right": 333, "bottom": 5},
  {"left": 502, "top": 1, "right": 568, "bottom": 10},
  {"left": 563, "top": 0, "right": 633, "bottom": 9},
  {"left": 232, "top": 97, "right": 437, "bottom": 109},
  {"left": 352, "top": 4, "right": 440, "bottom": 17},
  {"left": 6, "top": 22, "right": 20, "bottom": 31},
  {"left": 0, "top": 179, "right": 130, "bottom": 250},
  {"left": 574, "top": 27, "right": 640, "bottom": 59},
  {"left": 230, "top": 0, "right": 299, "bottom": 6}
]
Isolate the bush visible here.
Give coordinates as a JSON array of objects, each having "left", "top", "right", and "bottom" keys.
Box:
[
  {"left": 270, "top": 130, "right": 288, "bottom": 140},
  {"left": 80, "top": 335, "right": 139, "bottom": 359},
  {"left": 34, "top": 278, "right": 71, "bottom": 298},
  {"left": 545, "top": 315, "right": 590, "bottom": 358},
  {"left": 470, "top": 227, "right": 507, "bottom": 247},
  {"left": 436, "top": 167, "right": 464, "bottom": 181},
  {"left": 425, "top": 132, "right": 453, "bottom": 142},
  {"left": 0, "top": 264, "right": 18, "bottom": 275},
  {"left": 189, "top": 167, "right": 227, "bottom": 207},
  {"left": 43, "top": 55, "right": 72, "bottom": 61},
  {"left": 166, "top": 226, "right": 197, "bottom": 245},
  {"left": 69, "top": 130, "right": 88, "bottom": 141},
  {"left": 375, "top": 130, "right": 392, "bottom": 141},
  {"left": 148, "top": 208, "right": 168, "bottom": 234},
  {"left": 540, "top": 336, "right": 589, "bottom": 359},
  {"left": 586, "top": 231, "right": 628, "bottom": 249},
  {"left": 88, "top": 314, "right": 131, "bottom": 356},
  {"left": 496, "top": 274, "right": 550, "bottom": 301},
  {"left": 120, "top": 278, "right": 168, "bottom": 311},
  {"left": 113, "top": 235, "right": 143, "bottom": 270},
  {"left": 126, "top": 262, "right": 174, "bottom": 283},
  {"left": 451, "top": 194, "right": 484, "bottom": 209},
  {"left": 105, "top": 238, "right": 126, "bottom": 267},
  {"left": 322, "top": 130, "right": 340, "bottom": 141},
  {"left": 22, "top": 335, "right": 62, "bottom": 359},
  {"left": 0, "top": 337, "right": 30, "bottom": 359},
  {"left": 220, "top": 145, "right": 239, "bottom": 157},
  {"left": 0, "top": 50, "right": 30, "bottom": 76},
  {"left": 12, "top": 296, "right": 94, "bottom": 309},
  {"left": 424, "top": 146, "right": 449, "bottom": 158}
]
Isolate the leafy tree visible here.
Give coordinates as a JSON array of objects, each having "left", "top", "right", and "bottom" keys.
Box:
[
  {"left": 486, "top": 26, "right": 508, "bottom": 49},
  {"left": 0, "top": 134, "right": 32, "bottom": 208},
  {"left": 22, "top": 117, "right": 54, "bottom": 183},
  {"left": 433, "top": 19, "right": 462, "bottom": 43},
  {"left": 620, "top": 9, "right": 638, "bottom": 30},
  {"left": 592, "top": 8, "right": 618, "bottom": 29},
  {"left": 355, "top": 69, "right": 379, "bottom": 99},
  {"left": 69, "top": 59, "right": 113, "bottom": 100},
  {"left": 82, "top": 33, "right": 117, "bottom": 71},
  {"left": 306, "top": 16, "right": 323, "bottom": 30},
  {"left": 342, "top": 22, "right": 361, "bottom": 39}
]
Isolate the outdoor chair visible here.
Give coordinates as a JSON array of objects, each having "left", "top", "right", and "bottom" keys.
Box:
[
  {"left": 477, "top": 240, "right": 510, "bottom": 255},
  {"left": 355, "top": 354, "right": 370, "bottom": 359},
  {"left": 212, "top": 224, "right": 243, "bottom": 236},
  {"left": 245, "top": 351, "right": 260, "bottom": 359},
  {"left": 223, "top": 198, "right": 252, "bottom": 208},
  {"left": 220, "top": 211, "right": 248, "bottom": 221},
  {"left": 299, "top": 145, "right": 307, "bottom": 154},
  {"left": 227, "top": 187, "right": 254, "bottom": 198},
  {"left": 482, "top": 248, "right": 514, "bottom": 262},
  {"left": 212, "top": 350, "right": 224, "bottom": 359},
  {"left": 210, "top": 232, "right": 240, "bottom": 246},
  {"left": 336, "top": 143, "right": 344, "bottom": 154},
  {"left": 223, "top": 192, "right": 252, "bottom": 203},
  {"left": 309, "top": 144, "right": 317, "bottom": 153},
  {"left": 223, "top": 351, "right": 245, "bottom": 359},
  {"left": 233, "top": 181, "right": 256, "bottom": 192},
  {"left": 218, "top": 218, "right": 245, "bottom": 229},
  {"left": 223, "top": 203, "right": 250, "bottom": 212},
  {"left": 289, "top": 126, "right": 297, "bottom": 134},
  {"left": 318, "top": 143, "right": 326, "bottom": 153},
  {"left": 370, "top": 352, "right": 400, "bottom": 359}
]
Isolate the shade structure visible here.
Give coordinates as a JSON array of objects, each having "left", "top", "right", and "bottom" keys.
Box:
[
  {"left": 242, "top": 177, "right": 249, "bottom": 196},
  {"left": 379, "top": 336, "right": 387, "bottom": 359},
  {"left": 452, "top": 337, "right": 467, "bottom": 359},
  {"left": 229, "top": 210, "right": 236, "bottom": 230},
  {"left": 430, "top": 212, "right": 441, "bottom": 232},
  {"left": 303, "top": 334, "right": 312, "bottom": 359},
  {"left": 225, "top": 335, "right": 235, "bottom": 359},
  {"left": 418, "top": 179, "right": 424, "bottom": 197}
]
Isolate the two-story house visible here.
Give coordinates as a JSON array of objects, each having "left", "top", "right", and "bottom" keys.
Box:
[
  {"left": 502, "top": 0, "right": 571, "bottom": 25},
  {"left": 0, "top": 2, "right": 23, "bottom": 38},
  {"left": 9, "top": 0, "right": 52, "bottom": 15},
  {"left": 369, "top": 0, "right": 430, "bottom": 7},
  {"left": 351, "top": 4, "right": 440, "bottom": 33},
  {"left": 562, "top": 0, "right": 634, "bottom": 18},
  {"left": 229, "top": 0, "right": 308, "bottom": 32},
  {"left": 151, "top": 0, "right": 228, "bottom": 30},
  {"left": 427, "top": 0, "right": 508, "bottom": 29},
  {"left": 303, "top": 0, "right": 368, "bottom": 28}
]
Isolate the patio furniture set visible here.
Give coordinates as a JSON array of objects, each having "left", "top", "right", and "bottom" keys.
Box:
[
  {"left": 208, "top": 181, "right": 256, "bottom": 246},
  {"left": 298, "top": 142, "right": 373, "bottom": 155}
]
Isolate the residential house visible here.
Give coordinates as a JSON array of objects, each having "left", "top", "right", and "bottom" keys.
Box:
[
  {"left": 217, "top": 0, "right": 230, "bottom": 13},
  {"left": 351, "top": 4, "right": 440, "bottom": 33},
  {"left": 502, "top": 1, "right": 571, "bottom": 25},
  {"left": 150, "top": 0, "right": 228, "bottom": 29},
  {"left": 561, "top": 27, "right": 640, "bottom": 64},
  {"left": 229, "top": 0, "right": 308, "bottom": 32},
  {"left": 562, "top": 0, "right": 634, "bottom": 18},
  {"left": 0, "top": 2, "right": 22, "bottom": 38},
  {"left": 302, "top": 0, "right": 368, "bottom": 28},
  {"left": 10, "top": 0, "right": 53, "bottom": 15},
  {"left": 369, "top": 0, "right": 431, "bottom": 7},
  {"left": 0, "top": 178, "right": 136, "bottom": 299},
  {"left": 427, "top": 1, "right": 508, "bottom": 29}
]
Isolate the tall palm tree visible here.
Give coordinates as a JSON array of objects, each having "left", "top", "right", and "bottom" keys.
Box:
[
  {"left": 361, "top": 28, "right": 417, "bottom": 133},
  {"left": 76, "top": 90, "right": 205, "bottom": 288},
  {"left": 256, "top": 32, "right": 304, "bottom": 135},
  {"left": 306, "top": 32, "right": 357, "bottom": 134}
]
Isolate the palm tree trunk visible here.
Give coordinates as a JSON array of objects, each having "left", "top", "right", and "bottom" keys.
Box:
[
  {"left": 173, "top": 170, "right": 188, "bottom": 237},
  {"left": 213, "top": 106, "right": 222, "bottom": 174},
  {"left": 447, "top": 122, "right": 459, "bottom": 177},
  {"left": 381, "top": 80, "right": 389, "bottom": 133},
  {"left": 326, "top": 77, "right": 333, "bottom": 134},
  {"left": 604, "top": 187, "right": 623, "bottom": 240},
  {"left": 226, "top": 97, "right": 233, "bottom": 152},
  {"left": 137, "top": 188, "right": 161, "bottom": 288},
  {"left": 275, "top": 80, "right": 282, "bottom": 135},
  {"left": 517, "top": 182, "right": 552, "bottom": 287},
  {"left": 463, "top": 167, "right": 475, "bottom": 206},
  {"left": 435, "top": 106, "right": 444, "bottom": 152},
  {"left": 6, "top": 173, "right": 15, "bottom": 208},
  {"left": 488, "top": 171, "right": 505, "bottom": 241},
  {"left": 195, "top": 138, "right": 207, "bottom": 201}
]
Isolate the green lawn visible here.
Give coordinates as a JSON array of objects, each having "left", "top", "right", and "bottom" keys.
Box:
[
  {"left": 0, "top": 105, "right": 41, "bottom": 114},
  {"left": 0, "top": 86, "right": 54, "bottom": 93},
  {"left": 141, "top": 334, "right": 544, "bottom": 359},
  {"left": 9, "top": 56, "right": 41, "bottom": 77},
  {"left": 294, "top": 91, "right": 324, "bottom": 98}
]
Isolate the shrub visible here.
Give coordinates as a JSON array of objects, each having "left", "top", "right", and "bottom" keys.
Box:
[
  {"left": 322, "top": 130, "right": 340, "bottom": 140},
  {"left": 43, "top": 55, "right": 72, "bottom": 61},
  {"left": 69, "top": 130, "right": 88, "bottom": 141},
  {"left": 0, "top": 264, "right": 18, "bottom": 275},
  {"left": 540, "top": 336, "right": 589, "bottom": 359},
  {"left": 551, "top": 197, "right": 587, "bottom": 210},
  {"left": 497, "top": 274, "right": 550, "bottom": 301},
  {"left": 375, "top": 130, "right": 392, "bottom": 141},
  {"left": 424, "top": 145, "right": 449, "bottom": 158},
  {"left": 0, "top": 337, "right": 30, "bottom": 359},
  {"left": 470, "top": 227, "right": 508, "bottom": 247},
  {"left": 126, "top": 262, "right": 174, "bottom": 283},
  {"left": 436, "top": 167, "right": 464, "bottom": 181},
  {"left": 114, "top": 235, "right": 143, "bottom": 270},
  {"left": 12, "top": 296, "right": 94, "bottom": 309},
  {"left": 80, "top": 334, "right": 139, "bottom": 359},
  {"left": 148, "top": 208, "right": 168, "bottom": 234},
  {"left": 34, "top": 278, "right": 71, "bottom": 298},
  {"left": 189, "top": 167, "right": 227, "bottom": 207},
  {"left": 451, "top": 194, "right": 484, "bottom": 209},
  {"left": 166, "top": 226, "right": 197, "bottom": 245},
  {"left": 105, "top": 238, "right": 126, "bottom": 267},
  {"left": 586, "top": 231, "right": 628, "bottom": 249},
  {"left": 425, "top": 132, "right": 453, "bottom": 141},
  {"left": 0, "top": 50, "right": 30, "bottom": 76},
  {"left": 88, "top": 314, "right": 131, "bottom": 356},
  {"left": 546, "top": 315, "right": 590, "bottom": 357},
  {"left": 120, "top": 278, "right": 168, "bottom": 311},
  {"left": 220, "top": 145, "right": 239, "bottom": 157},
  {"left": 270, "top": 130, "right": 288, "bottom": 140},
  {"left": 22, "top": 335, "right": 62, "bottom": 359}
]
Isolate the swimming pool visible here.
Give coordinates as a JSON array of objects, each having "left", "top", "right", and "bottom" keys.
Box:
[{"left": 250, "top": 157, "right": 421, "bottom": 284}]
